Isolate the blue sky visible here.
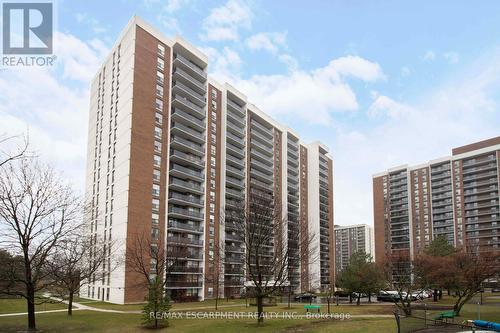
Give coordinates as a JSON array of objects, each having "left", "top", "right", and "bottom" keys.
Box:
[{"left": 1, "top": 0, "right": 500, "bottom": 226}]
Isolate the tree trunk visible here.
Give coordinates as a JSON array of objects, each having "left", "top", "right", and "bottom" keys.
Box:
[
  {"left": 433, "top": 289, "right": 438, "bottom": 302},
  {"left": 327, "top": 297, "right": 330, "bottom": 313},
  {"left": 349, "top": 294, "right": 352, "bottom": 304},
  {"left": 256, "top": 295, "right": 264, "bottom": 324},
  {"left": 356, "top": 294, "right": 360, "bottom": 306},
  {"left": 368, "top": 292, "right": 372, "bottom": 303},
  {"left": 27, "top": 286, "right": 36, "bottom": 331},
  {"left": 68, "top": 290, "right": 74, "bottom": 316},
  {"left": 439, "top": 289, "right": 442, "bottom": 300}
]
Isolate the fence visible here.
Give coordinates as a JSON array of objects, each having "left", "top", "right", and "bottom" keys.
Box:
[{"left": 395, "top": 309, "right": 475, "bottom": 333}]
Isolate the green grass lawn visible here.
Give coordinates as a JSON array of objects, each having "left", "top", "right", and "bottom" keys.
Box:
[
  {"left": 0, "top": 309, "right": 395, "bottom": 333},
  {"left": 1, "top": 294, "right": 498, "bottom": 333},
  {"left": 0, "top": 298, "right": 67, "bottom": 314}
]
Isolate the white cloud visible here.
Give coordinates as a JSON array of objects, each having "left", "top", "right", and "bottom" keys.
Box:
[
  {"left": 278, "top": 54, "right": 299, "bottom": 71},
  {"left": 163, "top": 0, "right": 190, "bottom": 13},
  {"left": 0, "top": 31, "right": 108, "bottom": 193},
  {"left": 332, "top": 50, "right": 500, "bottom": 226},
  {"left": 423, "top": 50, "right": 436, "bottom": 61},
  {"left": 201, "top": 46, "right": 243, "bottom": 80},
  {"left": 443, "top": 51, "right": 459, "bottom": 64},
  {"left": 54, "top": 32, "right": 109, "bottom": 82},
  {"left": 157, "top": 15, "right": 181, "bottom": 34},
  {"left": 316, "top": 55, "right": 386, "bottom": 83},
  {"left": 246, "top": 31, "right": 287, "bottom": 54},
  {"left": 156, "top": 0, "right": 191, "bottom": 34},
  {"left": 368, "top": 92, "right": 414, "bottom": 119},
  {"left": 200, "top": 0, "right": 252, "bottom": 42},
  {"left": 74, "top": 13, "right": 106, "bottom": 34},
  {"left": 207, "top": 55, "right": 385, "bottom": 124}
]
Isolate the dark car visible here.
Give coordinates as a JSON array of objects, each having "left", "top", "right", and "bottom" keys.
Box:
[
  {"left": 294, "top": 293, "right": 317, "bottom": 301},
  {"left": 376, "top": 291, "right": 400, "bottom": 302}
]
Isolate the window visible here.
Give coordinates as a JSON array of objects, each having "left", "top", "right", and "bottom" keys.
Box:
[
  {"left": 158, "top": 44, "right": 165, "bottom": 57},
  {"left": 153, "top": 154, "right": 161, "bottom": 167},
  {"left": 157, "top": 71, "right": 164, "bottom": 85},
  {"left": 155, "top": 98, "right": 163, "bottom": 111},
  {"left": 154, "top": 140, "right": 162, "bottom": 152},
  {"left": 154, "top": 126, "right": 162, "bottom": 139},
  {"left": 156, "top": 84, "right": 164, "bottom": 97},
  {"left": 152, "top": 184, "right": 160, "bottom": 196},
  {"left": 155, "top": 112, "right": 163, "bottom": 124},
  {"left": 151, "top": 227, "right": 160, "bottom": 240},
  {"left": 152, "top": 199, "right": 160, "bottom": 211},
  {"left": 152, "top": 213, "right": 159, "bottom": 225},
  {"left": 157, "top": 58, "right": 164, "bottom": 71},
  {"left": 153, "top": 169, "right": 161, "bottom": 182}
]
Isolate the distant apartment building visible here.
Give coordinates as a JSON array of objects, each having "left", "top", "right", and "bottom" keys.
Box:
[
  {"left": 373, "top": 136, "right": 500, "bottom": 262},
  {"left": 334, "top": 224, "right": 374, "bottom": 273},
  {"left": 83, "top": 16, "right": 335, "bottom": 304}
]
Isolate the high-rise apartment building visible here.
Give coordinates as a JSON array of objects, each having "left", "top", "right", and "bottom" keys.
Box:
[
  {"left": 83, "top": 16, "right": 335, "bottom": 304},
  {"left": 334, "top": 224, "right": 374, "bottom": 273},
  {"left": 373, "top": 136, "right": 500, "bottom": 262}
]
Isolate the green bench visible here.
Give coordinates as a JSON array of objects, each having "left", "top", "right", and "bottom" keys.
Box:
[
  {"left": 433, "top": 311, "right": 458, "bottom": 323},
  {"left": 304, "top": 305, "right": 321, "bottom": 313}
]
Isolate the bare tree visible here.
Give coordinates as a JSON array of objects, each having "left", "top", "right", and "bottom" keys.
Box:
[
  {"left": 0, "top": 134, "right": 30, "bottom": 168},
  {"left": 383, "top": 251, "right": 420, "bottom": 316},
  {"left": 125, "top": 230, "right": 194, "bottom": 324},
  {"left": 0, "top": 157, "right": 81, "bottom": 331},
  {"left": 46, "top": 230, "right": 113, "bottom": 315},
  {"left": 228, "top": 189, "right": 316, "bottom": 324},
  {"left": 204, "top": 238, "right": 225, "bottom": 310}
]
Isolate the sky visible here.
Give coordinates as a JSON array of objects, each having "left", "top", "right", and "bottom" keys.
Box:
[{"left": 1, "top": 0, "right": 500, "bottom": 226}]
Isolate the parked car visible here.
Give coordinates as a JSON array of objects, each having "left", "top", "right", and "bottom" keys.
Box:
[
  {"left": 294, "top": 293, "right": 317, "bottom": 301},
  {"left": 377, "top": 291, "right": 400, "bottom": 302},
  {"left": 352, "top": 292, "right": 367, "bottom": 298}
]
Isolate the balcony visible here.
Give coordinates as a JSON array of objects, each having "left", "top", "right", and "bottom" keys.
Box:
[
  {"left": 174, "top": 54, "right": 207, "bottom": 81},
  {"left": 168, "top": 220, "right": 203, "bottom": 233},
  {"left": 227, "top": 120, "right": 245, "bottom": 137},
  {"left": 167, "top": 235, "right": 203, "bottom": 246},
  {"left": 173, "top": 66, "right": 206, "bottom": 93},
  {"left": 165, "top": 280, "right": 203, "bottom": 288},
  {"left": 170, "top": 163, "right": 204, "bottom": 181},
  {"left": 227, "top": 142, "right": 245, "bottom": 159},
  {"left": 226, "top": 176, "right": 245, "bottom": 189},
  {"left": 251, "top": 127, "right": 273, "bottom": 145},
  {"left": 251, "top": 120, "right": 273, "bottom": 139},
  {"left": 227, "top": 99, "right": 246, "bottom": 117},
  {"left": 169, "top": 266, "right": 203, "bottom": 274},
  {"left": 169, "top": 177, "right": 203, "bottom": 194},
  {"left": 251, "top": 158, "right": 273, "bottom": 174},
  {"left": 171, "top": 122, "right": 204, "bottom": 143},
  {"left": 169, "top": 192, "right": 203, "bottom": 207},
  {"left": 226, "top": 187, "right": 244, "bottom": 200},
  {"left": 170, "top": 149, "right": 203, "bottom": 168},
  {"left": 250, "top": 177, "right": 274, "bottom": 192},
  {"left": 227, "top": 131, "right": 245, "bottom": 148},
  {"left": 172, "top": 94, "right": 205, "bottom": 118},
  {"left": 251, "top": 139, "right": 273, "bottom": 156},
  {"left": 251, "top": 167, "right": 273, "bottom": 183},
  {"left": 171, "top": 108, "right": 205, "bottom": 131},
  {"left": 170, "top": 136, "right": 204, "bottom": 156},
  {"left": 251, "top": 149, "right": 273, "bottom": 165},
  {"left": 227, "top": 112, "right": 246, "bottom": 129},
  {"left": 227, "top": 164, "right": 245, "bottom": 178},
  {"left": 226, "top": 153, "right": 245, "bottom": 168},
  {"left": 462, "top": 163, "right": 497, "bottom": 175},
  {"left": 168, "top": 206, "right": 204, "bottom": 220},
  {"left": 173, "top": 81, "right": 205, "bottom": 106}
]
